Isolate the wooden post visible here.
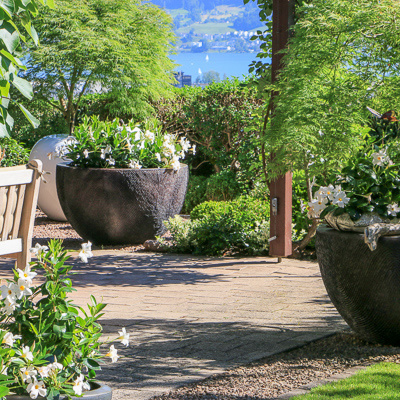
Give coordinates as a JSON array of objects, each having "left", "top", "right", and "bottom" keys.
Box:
[{"left": 269, "top": 0, "right": 293, "bottom": 257}]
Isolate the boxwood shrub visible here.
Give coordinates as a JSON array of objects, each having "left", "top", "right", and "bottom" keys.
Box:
[{"left": 163, "top": 196, "right": 270, "bottom": 256}]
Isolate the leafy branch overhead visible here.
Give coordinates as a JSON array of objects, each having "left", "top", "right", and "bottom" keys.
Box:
[
  {"left": 21, "top": 0, "right": 177, "bottom": 134},
  {"left": 0, "top": 0, "right": 54, "bottom": 137}
]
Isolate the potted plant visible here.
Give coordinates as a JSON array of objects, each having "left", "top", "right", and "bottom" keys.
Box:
[
  {"left": 55, "top": 116, "right": 195, "bottom": 245},
  {"left": 312, "top": 110, "right": 400, "bottom": 345},
  {"left": 0, "top": 240, "right": 129, "bottom": 399}
]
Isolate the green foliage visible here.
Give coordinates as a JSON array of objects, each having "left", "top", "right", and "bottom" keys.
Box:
[
  {"left": 22, "top": 0, "right": 177, "bottom": 133},
  {"left": 182, "top": 170, "right": 247, "bottom": 214},
  {"left": 0, "top": 0, "right": 54, "bottom": 138},
  {"left": 56, "top": 116, "right": 194, "bottom": 169},
  {"left": 182, "top": 175, "right": 208, "bottom": 214},
  {"left": 162, "top": 196, "right": 270, "bottom": 256},
  {"left": 155, "top": 78, "right": 263, "bottom": 177},
  {"left": 265, "top": 0, "right": 400, "bottom": 180},
  {"left": 320, "top": 144, "right": 400, "bottom": 221},
  {"left": 0, "top": 240, "right": 128, "bottom": 398},
  {"left": 0, "top": 137, "right": 29, "bottom": 167},
  {"left": 10, "top": 94, "right": 67, "bottom": 149}
]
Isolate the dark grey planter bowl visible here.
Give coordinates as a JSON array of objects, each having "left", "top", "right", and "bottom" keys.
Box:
[
  {"left": 56, "top": 163, "right": 189, "bottom": 245},
  {"left": 7, "top": 383, "right": 112, "bottom": 400},
  {"left": 316, "top": 224, "right": 400, "bottom": 345}
]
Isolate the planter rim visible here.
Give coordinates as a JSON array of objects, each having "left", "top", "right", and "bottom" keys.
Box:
[
  {"left": 318, "top": 223, "right": 400, "bottom": 239},
  {"left": 57, "top": 162, "right": 188, "bottom": 172},
  {"left": 7, "top": 382, "right": 112, "bottom": 400}
]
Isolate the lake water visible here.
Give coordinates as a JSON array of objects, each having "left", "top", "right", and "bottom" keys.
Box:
[{"left": 170, "top": 52, "right": 261, "bottom": 81}]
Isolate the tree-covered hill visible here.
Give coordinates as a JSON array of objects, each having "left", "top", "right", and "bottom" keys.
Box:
[{"left": 151, "top": 0, "right": 245, "bottom": 12}]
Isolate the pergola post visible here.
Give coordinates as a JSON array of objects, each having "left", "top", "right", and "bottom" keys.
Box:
[{"left": 269, "top": 0, "right": 293, "bottom": 258}]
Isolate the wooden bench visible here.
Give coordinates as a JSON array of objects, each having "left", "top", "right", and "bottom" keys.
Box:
[{"left": 0, "top": 160, "right": 43, "bottom": 268}]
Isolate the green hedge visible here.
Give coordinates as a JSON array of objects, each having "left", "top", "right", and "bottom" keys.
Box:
[{"left": 163, "top": 196, "right": 270, "bottom": 256}]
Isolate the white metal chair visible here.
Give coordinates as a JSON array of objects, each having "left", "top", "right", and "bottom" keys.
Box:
[{"left": 0, "top": 160, "right": 43, "bottom": 268}]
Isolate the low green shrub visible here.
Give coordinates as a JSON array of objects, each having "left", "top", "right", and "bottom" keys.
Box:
[
  {"left": 182, "top": 170, "right": 248, "bottom": 214},
  {"left": 0, "top": 137, "right": 30, "bottom": 167},
  {"left": 162, "top": 196, "right": 270, "bottom": 256},
  {"left": 204, "top": 170, "right": 242, "bottom": 201}
]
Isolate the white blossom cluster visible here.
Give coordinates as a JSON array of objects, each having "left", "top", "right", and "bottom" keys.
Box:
[
  {"left": 50, "top": 126, "right": 196, "bottom": 171},
  {"left": 308, "top": 184, "right": 349, "bottom": 218},
  {"left": 0, "top": 243, "right": 130, "bottom": 398}
]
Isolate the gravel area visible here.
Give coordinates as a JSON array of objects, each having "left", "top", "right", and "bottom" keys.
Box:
[
  {"left": 33, "top": 209, "right": 154, "bottom": 252},
  {"left": 152, "top": 332, "right": 400, "bottom": 400},
  {"left": 33, "top": 211, "right": 400, "bottom": 399}
]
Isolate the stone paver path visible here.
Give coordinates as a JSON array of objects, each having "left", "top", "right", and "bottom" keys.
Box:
[{"left": 0, "top": 252, "right": 347, "bottom": 400}]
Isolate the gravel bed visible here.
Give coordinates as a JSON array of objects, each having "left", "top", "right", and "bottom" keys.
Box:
[
  {"left": 152, "top": 332, "right": 400, "bottom": 400},
  {"left": 33, "top": 211, "right": 400, "bottom": 399},
  {"left": 32, "top": 209, "right": 158, "bottom": 252}
]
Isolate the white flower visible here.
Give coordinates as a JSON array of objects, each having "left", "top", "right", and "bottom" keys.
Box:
[
  {"left": 372, "top": 149, "right": 390, "bottom": 166},
  {"left": 191, "top": 144, "right": 196, "bottom": 155},
  {"left": 83, "top": 149, "right": 89, "bottom": 158},
  {"left": 107, "top": 157, "right": 115, "bottom": 166},
  {"left": 1, "top": 283, "right": 16, "bottom": 300},
  {"left": 315, "top": 186, "right": 328, "bottom": 201},
  {"left": 133, "top": 128, "right": 142, "bottom": 142},
  {"left": 100, "top": 149, "right": 106, "bottom": 159},
  {"left": 17, "top": 265, "right": 37, "bottom": 285},
  {"left": 27, "top": 379, "right": 47, "bottom": 399},
  {"left": 307, "top": 198, "right": 328, "bottom": 218},
  {"left": 29, "top": 244, "right": 48, "bottom": 259},
  {"left": 21, "top": 345, "right": 34, "bottom": 361},
  {"left": 106, "top": 345, "right": 119, "bottom": 363},
  {"left": 2, "top": 331, "right": 22, "bottom": 346},
  {"left": 144, "top": 130, "right": 155, "bottom": 142},
  {"left": 48, "top": 361, "right": 63, "bottom": 376},
  {"left": 155, "top": 153, "right": 161, "bottom": 162},
  {"left": 37, "top": 366, "right": 50, "bottom": 378},
  {"left": 128, "top": 160, "right": 142, "bottom": 169},
  {"left": 105, "top": 145, "right": 112, "bottom": 154},
  {"left": 387, "top": 203, "right": 400, "bottom": 216},
  {"left": 332, "top": 191, "right": 350, "bottom": 208},
  {"left": 180, "top": 137, "right": 191, "bottom": 152},
  {"left": 1, "top": 296, "right": 16, "bottom": 314},
  {"left": 162, "top": 142, "right": 176, "bottom": 157},
  {"left": 20, "top": 366, "right": 38, "bottom": 383},
  {"left": 118, "top": 327, "right": 130, "bottom": 347},
  {"left": 73, "top": 378, "right": 84, "bottom": 395},
  {"left": 79, "top": 241, "right": 93, "bottom": 263},
  {"left": 73, "top": 374, "right": 90, "bottom": 395},
  {"left": 15, "top": 278, "right": 32, "bottom": 299},
  {"left": 171, "top": 156, "right": 181, "bottom": 171}
]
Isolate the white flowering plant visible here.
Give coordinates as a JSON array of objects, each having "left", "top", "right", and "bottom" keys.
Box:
[
  {"left": 53, "top": 116, "right": 195, "bottom": 171},
  {"left": 0, "top": 240, "right": 129, "bottom": 399},
  {"left": 309, "top": 141, "right": 400, "bottom": 221}
]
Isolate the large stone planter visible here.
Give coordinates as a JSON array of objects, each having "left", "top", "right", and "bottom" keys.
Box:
[
  {"left": 7, "top": 383, "right": 112, "bottom": 400},
  {"left": 56, "top": 163, "right": 189, "bottom": 245},
  {"left": 316, "top": 225, "right": 400, "bottom": 345}
]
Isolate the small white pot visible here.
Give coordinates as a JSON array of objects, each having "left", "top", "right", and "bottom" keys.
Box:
[{"left": 29, "top": 134, "right": 71, "bottom": 221}]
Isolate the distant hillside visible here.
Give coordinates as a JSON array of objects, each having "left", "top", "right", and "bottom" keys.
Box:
[
  {"left": 151, "top": 0, "right": 245, "bottom": 11},
  {"left": 150, "top": 0, "right": 263, "bottom": 52}
]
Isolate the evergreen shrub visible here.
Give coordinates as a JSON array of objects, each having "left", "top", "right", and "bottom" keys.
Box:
[{"left": 162, "top": 196, "right": 270, "bottom": 256}]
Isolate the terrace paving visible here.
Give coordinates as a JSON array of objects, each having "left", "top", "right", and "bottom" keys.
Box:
[{"left": 0, "top": 251, "right": 348, "bottom": 400}]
